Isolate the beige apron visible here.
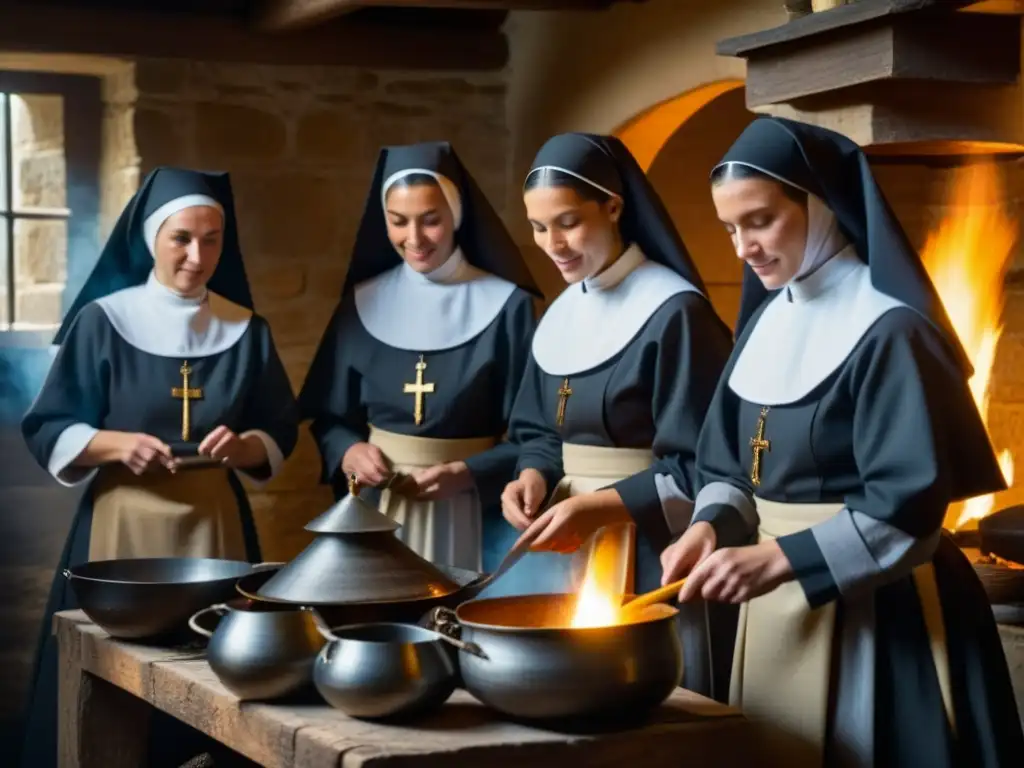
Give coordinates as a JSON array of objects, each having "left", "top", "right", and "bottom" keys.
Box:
[
  {"left": 88, "top": 464, "right": 245, "bottom": 561},
  {"left": 730, "top": 497, "right": 956, "bottom": 767},
  {"left": 553, "top": 442, "right": 653, "bottom": 596},
  {"left": 370, "top": 425, "right": 497, "bottom": 571}
]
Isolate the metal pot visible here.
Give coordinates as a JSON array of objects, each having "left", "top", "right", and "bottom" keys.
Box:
[
  {"left": 312, "top": 622, "right": 457, "bottom": 719},
  {"left": 64, "top": 558, "right": 278, "bottom": 641},
  {"left": 235, "top": 563, "right": 486, "bottom": 627},
  {"left": 429, "top": 594, "right": 683, "bottom": 723},
  {"left": 188, "top": 600, "right": 324, "bottom": 700}
]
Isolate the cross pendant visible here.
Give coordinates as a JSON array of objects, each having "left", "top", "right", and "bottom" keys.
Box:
[
  {"left": 170, "top": 361, "right": 204, "bottom": 442},
  {"left": 749, "top": 405, "right": 771, "bottom": 487},
  {"left": 403, "top": 355, "right": 435, "bottom": 427},
  {"left": 556, "top": 377, "right": 572, "bottom": 427}
]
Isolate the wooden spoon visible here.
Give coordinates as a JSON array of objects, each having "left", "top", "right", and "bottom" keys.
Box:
[{"left": 618, "top": 579, "right": 686, "bottom": 619}]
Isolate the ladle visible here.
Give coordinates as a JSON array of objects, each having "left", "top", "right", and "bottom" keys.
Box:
[{"left": 618, "top": 578, "right": 686, "bottom": 620}]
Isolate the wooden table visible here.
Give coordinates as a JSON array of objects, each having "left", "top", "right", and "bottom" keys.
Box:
[{"left": 56, "top": 610, "right": 761, "bottom": 767}]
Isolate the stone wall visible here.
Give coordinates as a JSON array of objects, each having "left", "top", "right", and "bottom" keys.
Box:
[{"left": 107, "top": 58, "right": 512, "bottom": 560}]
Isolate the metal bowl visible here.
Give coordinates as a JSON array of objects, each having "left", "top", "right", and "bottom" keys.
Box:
[
  {"left": 64, "top": 557, "right": 268, "bottom": 641},
  {"left": 430, "top": 593, "right": 683, "bottom": 723},
  {"left": 313, "top": 622, "right": 457, "bottom": 719}
]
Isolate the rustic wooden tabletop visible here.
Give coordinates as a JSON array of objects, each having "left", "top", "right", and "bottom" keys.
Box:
[{"left": 55, "top": 610, "right": 760, "bottom": 767}]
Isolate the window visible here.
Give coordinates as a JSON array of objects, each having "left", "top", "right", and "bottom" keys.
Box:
[{"left": 0, "top": 72, "right": 101, "bottom": 341}]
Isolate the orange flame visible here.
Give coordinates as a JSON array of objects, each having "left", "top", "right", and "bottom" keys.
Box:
[
  {"left": 919, "top": 161, "right": 1017, "bottom": 530},
  {"left": 570, "top": 524, "right": 634, "bottom": 628}
]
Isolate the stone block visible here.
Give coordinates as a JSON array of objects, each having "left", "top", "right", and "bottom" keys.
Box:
[
  {"left": 14, "top": 218, "right": 67, "bottom": 284},
  {"left": 262, "top": 302, "right": 334, "bottom": 351},
  {"left": 134, "top": 59, "right": 189, "bottom": 96},
  {"left": 195, "top": 102, "right": 288, "bottom": 161},
  {"left": 14, "top": 151, "right": 66, "bottom": 210},
  {"left": 14, "top": 282, "right": 64, "bottom": 327},
  {"left": 133, "top": 106, "right": 188, "bottom": 168},
  {"left": 249, "top": 263, "right": 307, "bottom": 303},
  {"left": 230, "top": 172, "right": 342, "bottom": 255},
  {"left": 295, "top": 109, "right": 366, "bottom": 164},
  {"left": 11, "top": 94, "right": 64, "bottom": 153},
  {"left": 383, "top": 77, "right": 480, "bottom": 100}
]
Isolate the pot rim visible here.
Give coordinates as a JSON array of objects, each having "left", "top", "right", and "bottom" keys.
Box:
[
  {"left": 64, "top": 557, "right": 257, "bottom": 586},
  {"left": 452, "top": 596, "right": 679, "bottom": 634},
  {"left": 321, "top": 621, "right": 449, "bottom": 646}
]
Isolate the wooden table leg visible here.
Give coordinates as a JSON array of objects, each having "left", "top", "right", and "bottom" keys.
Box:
[{"left": 58, "top": 620, "right": 151, "bottom": 767}]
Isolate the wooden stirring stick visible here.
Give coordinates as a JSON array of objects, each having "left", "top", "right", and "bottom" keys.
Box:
[{"left": 619, "top": 579, "right": 686, "bottom": 618}]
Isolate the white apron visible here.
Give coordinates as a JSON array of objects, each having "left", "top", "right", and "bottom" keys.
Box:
[
  {"left": 88, "top": 464, "right": 245, "bottom": 561},
  {"left": 370, "top": 425, "right": 497, "bottom": 571},
  {"left": 730, "top": 497, "right": 956, "bottom": 767}
]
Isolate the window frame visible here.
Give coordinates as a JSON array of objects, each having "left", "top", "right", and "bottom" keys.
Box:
[{"left": 0, "top": 70, "right": 101, "bottom": 348}]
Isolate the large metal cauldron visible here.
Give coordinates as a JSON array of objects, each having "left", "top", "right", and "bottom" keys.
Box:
[
  {"left": 429, "top": 594, "right": 683, "bottom": 723},
  {"left": 65, "top": 558, "right": 271, "bottom": 640}
]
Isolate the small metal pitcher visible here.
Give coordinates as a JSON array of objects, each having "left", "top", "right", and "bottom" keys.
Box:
[
  {"left": 312, "top": 621, "right": 461, "bottom": 719},
  {"left": 189, "top": 600, "right": 325, "bottom": 700}
]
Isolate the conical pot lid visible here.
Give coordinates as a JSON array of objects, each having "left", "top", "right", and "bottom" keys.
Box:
[
  {"left": 305, "top": 475, "right": 400, "bottom": 534},
  {"left": 256, "top": 474, "right": 462, "bottom": 604}
]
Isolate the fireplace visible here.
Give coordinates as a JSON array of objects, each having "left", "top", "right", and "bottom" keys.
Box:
[{"left": 715, "top": 0, "right": 1024, "bottom": 719}]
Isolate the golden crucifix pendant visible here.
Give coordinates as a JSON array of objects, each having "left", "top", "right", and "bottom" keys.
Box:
[
  {"left": 556, "top": 377, "right": 572, "bottom": 427},
  {"left": 403, "top": 355, "right": 436, "bottom": 427},
  {"left": 749, "top": 406, "right": 771, "bottom": 487},
  {"left": 170, "top": 360, "right": 204, "bottom": 442}
]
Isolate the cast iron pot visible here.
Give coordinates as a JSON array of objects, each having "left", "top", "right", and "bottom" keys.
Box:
[
  {"left": 428, "top": 593, "right": 683, "bottom": 725},
  {"left": 979, "top": 505, "right": 1024, "bottom": 566},
  {"left": 65, "top": 557, "right": 276, "bottom": 641}
]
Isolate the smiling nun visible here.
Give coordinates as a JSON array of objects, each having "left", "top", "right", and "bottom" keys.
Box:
[
  {"left": 499, "top": 132, "right": 735, "bottom": 699},
  {"left": 18, "top": 167, "right": 299, "bottom": 767},
  {"left": 661, "top": 117, "right": 1024, "bottom": 766},
  {"left": 298, "top": 141, "right": 540, "bottom": 573}
]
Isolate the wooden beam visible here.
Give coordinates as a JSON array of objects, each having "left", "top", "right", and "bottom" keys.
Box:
[
  {"left": 0, "top": 2, "right": 507, "bottom": 70},
  {"left": 252, "top": 0, "right": 614, "bottom": 33},
  {"left": 741, "top": 11, "right": 1020, "bottom": 108},
  {"left": 716, "top": 0, "right": 978, "bottom": 57}
]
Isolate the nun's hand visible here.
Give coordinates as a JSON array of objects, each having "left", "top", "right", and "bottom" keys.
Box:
[
  {"left": 412, "top": 462, "right": 473, "bottom": 500},
  {"left": 197, "top": 426, "right": 265, "bottom": 468},
  {"left": 525, "top": 490, "right": 631, "bottom": 554},
  {"left": 677, "top": 540, "right": 793, "bottom": 604},
  {"left": 341, "top": 442, "right": 391, "bottom": 487},
  {"left": 660, "top": 521, "right": 717, "bottom": 589},
  {"left": 117, "top": 432, "right": 174, "bottom": 475},
  {"left": 501, "top": 469, "right": 547, "bottom": 531}
]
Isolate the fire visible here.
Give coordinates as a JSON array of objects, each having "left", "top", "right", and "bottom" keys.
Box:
[
  {"left": 570, "top": 523, "right": 635, "bottom": 628},
  {"left": 919, "top": 160, "right": 1017, "bottom": 530}
]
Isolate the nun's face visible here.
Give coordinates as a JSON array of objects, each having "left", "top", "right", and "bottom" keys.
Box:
[
  {"left": 524, "top": 186, "right": 622, "bottom": 284},
  {"left": 153, "top": 206, "right": 225, "bottom": 295},
  {"left": 384, "top": 183, "right": 456, "bottom": 273},
  {"left": 712, "top": 177, "right": 807, "bottom": 290}
]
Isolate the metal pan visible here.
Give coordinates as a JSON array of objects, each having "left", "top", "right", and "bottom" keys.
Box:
[{"left": 65, "top": 557, "right": 278, "bottom": 641}]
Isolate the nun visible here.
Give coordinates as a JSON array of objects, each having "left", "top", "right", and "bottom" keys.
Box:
[
  {"left": 298, "top": 141, "right": 540, "bottom": 573},
  {"left": 18, "top": 167, "right": 299, "bottom": 768},
  {"left": 661, "top": 117, "right": 1024, "bottom": 766},
  {"left": 499, "top": 132, "right": 735, "bottom": 698}
]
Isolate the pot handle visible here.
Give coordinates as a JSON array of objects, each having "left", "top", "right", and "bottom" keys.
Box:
[
  {"left": 307, "top": 608, "right": 341, "bottom": 643},
  {"left": 188, "top": 603, "right": 229, "bottom": 639},
  {"left": 427, "top": 607, "right": 461, "bottom": 639}
]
